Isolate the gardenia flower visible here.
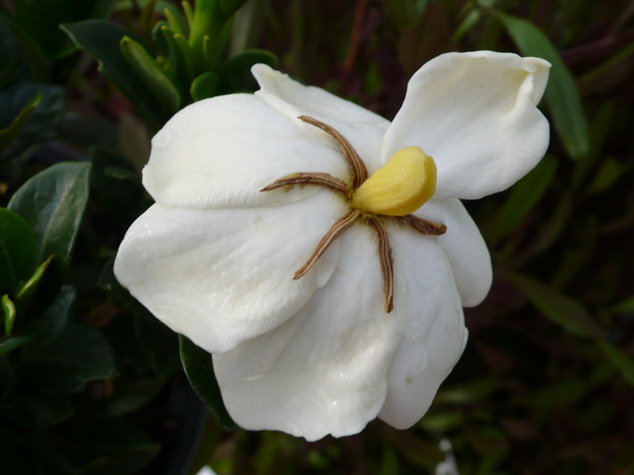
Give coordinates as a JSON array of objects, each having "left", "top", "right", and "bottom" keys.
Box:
[{"left": 114, "top": 51, "right": 550, "bottom": 441}]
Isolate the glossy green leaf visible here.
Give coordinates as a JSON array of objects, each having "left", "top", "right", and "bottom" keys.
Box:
[
  {"left": 190, "top": 71, "right": 219, "bottom": 101},
  {"left": 493, "top": 156, "right": 558, "bottom": 244},
  {"left": 221, "top": 50, "right": 278, "bottom": 92},
  {"left": 15, "top": 255, "right": 53, "bottom": 305},
  {"left": 25, "top": 324, "right": 117, "bottom": 393},
  {"left": 61, "top": 20, "right": 167, "bottom": 123},
  {"left": 8, "top": 162, "right": 90, "bottom": 273},
  {"left": 120, "top": 36, "right": 181, "bottom": 113},
  {"left": 0, "top": 208, "right": 35, "bottom": 294},
  {"left": 179, "top": 335, "right": 236, "bottom": 430},
  {"left": 504, "top": 272, "right": 603, "bottom": 337},
  {"left": 597, "top": 341, "right": 634, "bottom": 386},
  {"left": 1, "top": 295, "right": 16, "bottom": 336},
  {"left": 163, "top": 4, "right": 188, "bottom": 36},
  {"left": 154, "top": 24, "right": 191, "bottom": 93},
  {"left": 494, "top": 11, "right": 590, "bottom": 160}
]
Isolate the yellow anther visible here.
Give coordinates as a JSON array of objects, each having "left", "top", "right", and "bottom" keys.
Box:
[{"left": 352, "top": 146, "right": 437, "bottom": 216}]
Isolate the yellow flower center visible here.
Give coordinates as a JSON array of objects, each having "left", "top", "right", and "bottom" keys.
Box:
[
  {"left": 261, "top": 116, "right": 446, "bottom": 313},
  {"left": 352, "top": 146, "right": 437, "bottom": 216}
]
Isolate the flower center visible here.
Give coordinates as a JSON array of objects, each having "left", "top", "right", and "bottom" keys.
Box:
[
  {"left": 261, "top": 116, "right": 446, "bottom": 313},
  {"left": 352, "top": 146, "right": 437, "bottom": 216}
]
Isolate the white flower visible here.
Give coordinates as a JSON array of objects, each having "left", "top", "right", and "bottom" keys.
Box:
[{"left": 114, "top": 51, "right": 550, "bottom": 441}]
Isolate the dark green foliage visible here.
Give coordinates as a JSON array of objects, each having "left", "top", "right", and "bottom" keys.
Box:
[
  {"left": 61, "top": 20, "right": 170, "bottom": 124},
  {"left": 14, "top": 0, "right": 115, "bottom": 58},
  {"left": 0, "top": 1, "right": 632, "bottom": 474},
  {"left": 0, "top": 82, "right": 64, "bottom": 161},
  {"left": 0, "top": 209, "right": 35, "bottom": 294},
  {"left": 9, "top": 162, "right": 90, "bottom": 271},
  {"left": 179, "top": 335, "right": 237, "bottom": 430}
]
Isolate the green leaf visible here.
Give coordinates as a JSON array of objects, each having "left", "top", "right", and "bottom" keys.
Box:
[
  {"left": 179, "top": 335, "right": 236, "bottom": 430},
  {"left": 119, "top": 36, "right": 181, "bottom": 113},
  {"left": 587, "top": 158, "right": 621, "bottom": 195},
  {"left": 0, "top": 208, "right": 35, "bottom": 294},
  {"left": 90, "top": 146, "right": 145, "bottom": 217},
  {"left": 154, "top": 24, "right": 191, "bottom": 93},
  {"left": 32, "top": 285, "right": 75, "bottom": 339},
  {"left": 15, "top": 0, "right": 70, "bottom": 58},
  {"left": 15, "top": 255, "right": 54, "bottom": 307},
  {"left": 163, "top": 5, "right": 188, "bottom": 36},
  {"left": 0, "top": 82, "right": 64, "bottom": 160},
  {"left": 494, "top": 11, "right": 590, "bottom": 160},
  {"left": 140, "top": 0, "right": 158, "bottom": 35},
  {"left": 525, "top": 379, "right": 588, "bottom": 406},
  {"left": 61, "top": 20, "right": 168, "bottom": 124},
  {"left": 419, "top": 411, "right": 463, "bottom": 432},
  {"left": 134, "top": 315, "right": 179, "bottom": 378},
  {"left": 1, "top": 295, "right": 16, "bottom": 336},
  {"left": 609, "top": 295, "right": 634, "bottom": 314},
  {"left": 14, "top": 0, "right": 116, "bottom": 58},
  {"left": 597, "top": 341, "right": 634, "bottom": 386},
  {"left": 0, "top": 335, "right": 30, "bottom": 355},
  {"left": 504, "top": 272, "right": 603, "bottom": 338},
  {"left": 190, "top": 71, "right": 219, "bottom": 101},
  {"left": 218, "top": 0, "right": 248, "bottom": 17},
  {"left": 8, "top": 162, "right": 90, "bottom": 273},
  {"left": 221, "top": 50, "right": 278, "bottom": 92},
  {"left": 25, "top": 324, "right": 117, "bottom": 393},
  {"left": 492, "top": 156, "right": 558, "bottom": 244},
  {"left": 0, "top": 91, "right": 41, "bottom": 151}
]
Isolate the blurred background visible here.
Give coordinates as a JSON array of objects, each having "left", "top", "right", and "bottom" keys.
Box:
[{"left": 0, "top": 0, "right": 632, "bottom": 474}]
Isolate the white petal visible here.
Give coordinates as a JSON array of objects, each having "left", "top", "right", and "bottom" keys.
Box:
[
  {"left": 214, "top": 221, "right": 464, "bottom": 440},
  {"left": 252, "top": 64, "right": 390, "bottom": 173},
  {"left": 418, "top": 199, "right": 492, "bottom": 307},
  {"left": 213, "top": 225, "right": 398, "bottom": 441},
  {"left": 379, "top": 227, "right": 466, "bottom": 429},
  {"left": 380, "top": 51, "right": 551, "bottom": 199},
  {"left": 143, "top": 93, "right": 351, "bottom": 209},
  {"left": 113, "top": 192, "right": 346, "bottom": 353}
]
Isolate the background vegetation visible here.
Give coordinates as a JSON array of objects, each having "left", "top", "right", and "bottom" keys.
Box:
[{"left": 0, "top": 0, "right": 632, "bottom": 474}]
